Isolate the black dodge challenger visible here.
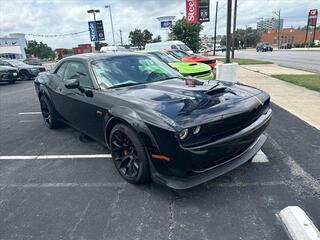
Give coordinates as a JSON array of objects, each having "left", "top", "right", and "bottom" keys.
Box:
[{"left": 34, "top": 53, "right": 272, "bottom": 189}]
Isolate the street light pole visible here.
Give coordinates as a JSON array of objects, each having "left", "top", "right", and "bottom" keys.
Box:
[
  {"left": 225, "top": 0, "right": 232, "bottom": 63},
  {"left": 273, "top": 10, "right": 281, "bottom": 50},
  {"left": 105, "top": 5, "right": 116, "bottom": 46},
  {"left": 213, "top": 1, "right": 218, "bottom": 56},
  {"left": 87, "top": 9, "right": 100, "bottom": 43},
  {"left": 231, "top": 0, "right": 237, "bottom": 59}
]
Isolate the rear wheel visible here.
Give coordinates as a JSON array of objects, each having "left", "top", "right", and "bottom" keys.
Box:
[
  {"left": 110, "top": 124, "right": 150, "bottom": 184},
  {"left": 20, "top": 71, "right": 30, "bottom": 81},
  {"left": 39, "top": 96, "right": 60, "bottom": 129}
]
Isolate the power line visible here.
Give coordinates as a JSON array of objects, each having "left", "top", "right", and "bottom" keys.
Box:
[{"left": 24, "top": 30, "right": 89, "bottom": 38}]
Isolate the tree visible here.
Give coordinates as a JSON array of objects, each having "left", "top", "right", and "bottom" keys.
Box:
[
  {"left": 152, "top": 35, "right": 162, "bottom": 43},
  {"left": 129, "top": 29, "right": 154, "bottom": 49},
  {"left": 220, "top": 27, "right": 260, "bottom": 48},
  {"left": 169, "top": 16, "right": 203, "bottom": 52},
  {"left": 95, "top": 42, "right": 108, "bottom": 51},
  {"left": 25, "top": 40, "right": 55, "bottom": 59}
]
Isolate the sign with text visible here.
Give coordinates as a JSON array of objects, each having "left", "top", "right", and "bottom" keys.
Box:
[
  {"left": 198, "top": 0, "right": 210, "bottom": 22},
  {"left": 186, "top": 0, "right": 198, "bottom": 24},
  {"left": 88, "top": 20, "right": 105, "bottom": 42},
  {"left": 95, "top": 20, "right": 105, "bottom": 41},
  {"left": 88, "top": 21, "right": 97, "bottom": 42},
  {"left": 308, "top": 9, "right": 318, "bottom": 27},
  {"left": 160, "top": 20, "right": 172, "bottom": 29}
]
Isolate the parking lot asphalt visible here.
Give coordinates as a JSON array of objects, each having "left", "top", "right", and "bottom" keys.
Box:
[{"left": 0, "top": 80, "right": 319, "bottom": 240}]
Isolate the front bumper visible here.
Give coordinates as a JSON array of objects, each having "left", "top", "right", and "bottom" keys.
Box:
[
  {"left": 150, "top": 134, "right": 267, "bottom": 189},
  {"left": 149, "top": 108, "right": 272, "bottom": 189}
]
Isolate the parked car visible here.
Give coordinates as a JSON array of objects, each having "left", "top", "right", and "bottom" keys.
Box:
[
  {"left": 0, "top": 59, "right": 46, "bottom": 80},
  {"left": 256, "top": 43, "right": 273, "bottom": 52},
  {"left": 145, "top": 40, "right": 194, "bottom": 55},
  {"left": 23, "top": 58, "right": 42, "bottom": 66},
  {"left": 0, "top": 65, "right": 19, "bottom": 84},
  {"left": 143, "top": 50, "right": 213, "bottom": 80},
  {"left": 167, "top": 49, "right": 216, "bottom": 69},
  {"left": 35, "top": 52, "right": 271, "bottom": 189},
  {"left": 100, "top": 45, "right": 129, "bottom": 53}
]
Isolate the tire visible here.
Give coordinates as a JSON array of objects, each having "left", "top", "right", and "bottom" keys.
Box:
[
  {"left": 20, "top": 71, "right": 30, "bottom": 81},
  {"left": 39, "top": 95, "right": 60, "bottom": 129},
  {"left": 109, "top": 124, "right": 150, "bottom": 184}
]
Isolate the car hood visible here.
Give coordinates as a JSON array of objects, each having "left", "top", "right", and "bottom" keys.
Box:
[
  {"left": 168, "top": 62, "right": 211, "bottom": 75},
  {"left": 109, "top": 78, "right": 268, "bottom": 129},
  {"left": 0, "top": 66, "right": 17, "bottom": 71}
]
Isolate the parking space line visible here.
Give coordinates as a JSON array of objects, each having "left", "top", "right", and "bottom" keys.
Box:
[
  {"left": 0, "top": 154, "right": 112, "bottom": 160},
  {"left": 18, "top": 112, "right": 42, "bottom": 115},
  {"left": 0, "top": 182, "right": 127, "bottom": 188},
  {"left": 19, "top": 120, "right": 38, "bottom": 123},
  {"left": 252, "top": 150, "right": 269, "bottom": 163}
]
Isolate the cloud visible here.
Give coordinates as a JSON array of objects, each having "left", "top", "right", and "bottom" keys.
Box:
[{"left": 0, "top": 0, "right": 317, "bottom": 49}]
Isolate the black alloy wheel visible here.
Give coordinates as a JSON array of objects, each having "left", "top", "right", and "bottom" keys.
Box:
[
  {"left": 39, "top": 96, "right": 60, "bottom": 129},
  {"left": 110, "top": 124, "right": 150, "bottom": 184}
]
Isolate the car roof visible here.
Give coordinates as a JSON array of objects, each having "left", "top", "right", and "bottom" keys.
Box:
[{"left": 61, "top": 52, "right": 145, "bottom": 61}]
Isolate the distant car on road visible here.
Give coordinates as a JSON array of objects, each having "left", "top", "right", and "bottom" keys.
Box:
[
  {"left": 23, "top": 58, "right": 42, "bottom": 66},
  {"left": 0, "top": 59, "right": 46, "bottom": 80},
  {"left": 167, "top": 49, "right": 216, "bottom": 69},
  {"left": 256, "top": 43, "right": 273, "bottom": 52},
  {"left": 0, "top": 65, "right": 19, "bottom": 84},
  {"left": 143, "top": 50, "right": 213, "bottom": 80},
  {"left": 145, "top": 40, "right": 194, "bottom": 55},
  {"left": 34, "top": 52, "right": 271, "bottom": 189}
]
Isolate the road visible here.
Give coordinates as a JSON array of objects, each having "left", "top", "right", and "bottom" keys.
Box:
[
  {"left": 0, "top": 81, "right": 320, "bottom": 240},
  {"left": 217, "top": 50, "right": 320, "bottom": 73}
]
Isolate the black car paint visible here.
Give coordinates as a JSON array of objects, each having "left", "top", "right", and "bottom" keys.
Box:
[{"left": 34, "top": 53, "right": 272, "bottom": 189}]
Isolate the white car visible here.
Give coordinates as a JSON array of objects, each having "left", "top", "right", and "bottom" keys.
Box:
[{"left": 145, "top": 41, "right": 194, "bottom": 54}]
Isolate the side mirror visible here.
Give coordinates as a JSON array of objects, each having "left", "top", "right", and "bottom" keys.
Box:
[{"left": 64, "top": 78, "right": 79, "bottom": 89}]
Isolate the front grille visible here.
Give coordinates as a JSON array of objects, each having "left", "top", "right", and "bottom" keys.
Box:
[{"left": 189, "top": 70, "right": 211, "bottom": 77}]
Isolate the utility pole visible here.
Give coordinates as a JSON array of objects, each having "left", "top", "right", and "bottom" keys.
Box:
[
  {"left": 119, "top": 29, "right": 123, "bottom": 46},
  {"left": 231, "top": 0, "right": 237, "bottom": 58},
  {"left": 225, "top": 0, "right": 232, "bottom": 63},
  {"left": 105, "top": 5, "right": 116, "bottom": 45},
  {"left": 273, "top": 10, "right": 281, "bottom": 50},
  {"left": 213, "top": 1, "right": 218, "bottom": 56}
]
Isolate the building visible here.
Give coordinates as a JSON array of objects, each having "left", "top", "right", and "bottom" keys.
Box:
[
  {"left": 0, "top": 33, "right": 27, "bottom": 59},
  {"left": 72, "top": 44, "right": 92, "bottom": 54},
  {"left": 260, "top": 28, "right": 320, "bottom": 46},
  {"left": 257, "top": 18, "right": 284, "bottom": 32}
]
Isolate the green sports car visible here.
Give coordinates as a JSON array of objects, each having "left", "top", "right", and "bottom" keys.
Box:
[{"left": 142, "top": 50, "right": 213, "bottom": 80}]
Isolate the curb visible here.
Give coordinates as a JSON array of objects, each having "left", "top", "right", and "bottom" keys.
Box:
[{"left": 278, "top": 206, "right": 320, "bottom": 240}]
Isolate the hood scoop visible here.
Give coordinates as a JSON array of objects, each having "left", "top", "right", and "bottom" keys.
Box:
[{"left": 205, "top": 86, "right": 227, "bottom": 96}]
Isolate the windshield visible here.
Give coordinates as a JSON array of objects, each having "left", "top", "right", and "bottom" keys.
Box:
[
  {"left": 91, "top": 55, "right": 181, "bottom": 89},
  {"left": 177, "top": 44, "right": 192, "bottom": 52},
  {"left": 168, "top": 50, "right": 190, "bottom": 59},
  {"left": 149, "top": 51, "right": 180, "bottom": 64},
  {"left": 7, "top": 60, "right": 30, "bottom": 67}
]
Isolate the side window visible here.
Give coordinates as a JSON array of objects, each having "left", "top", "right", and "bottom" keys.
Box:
[
  {"left": 63, "top": 62, "right": 93, "bottom": 88},
  {"left": 171, "top": 45, "right": 178, "bottom": 49},
  {"left": 56, "top": 63, "right": 67, "bottom": 78}
]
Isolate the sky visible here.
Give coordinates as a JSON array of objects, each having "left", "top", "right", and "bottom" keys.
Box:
[{"left": 0, "top": 0, "right": 319, "bottom": 49}]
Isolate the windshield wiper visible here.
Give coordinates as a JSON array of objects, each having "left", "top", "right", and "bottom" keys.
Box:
[{"left": 108, "top": 82, "right": 141, "bottom": 89}]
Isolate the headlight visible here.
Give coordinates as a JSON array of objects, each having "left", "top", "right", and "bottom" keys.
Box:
[
  {"left": 179, "top": 129, "right": 189, "bottom": 140},
  {"left": 192, "top": 126, "right": 201, "bottom": 134}
]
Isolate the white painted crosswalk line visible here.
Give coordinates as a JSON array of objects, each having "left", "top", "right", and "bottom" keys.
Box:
[
  {"left": 18, "top": 112, "right": 42, "bottom": 115},
  {"left": 252, "top": 150, "right": 269, "bottom": 163},
  {"left": 0, "top": 154, "right": 112, "bottom": 160}
]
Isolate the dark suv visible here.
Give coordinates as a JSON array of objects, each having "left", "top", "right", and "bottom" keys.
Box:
[{"left": 256, "top": 43, "right": 273, "bottom": 52}]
